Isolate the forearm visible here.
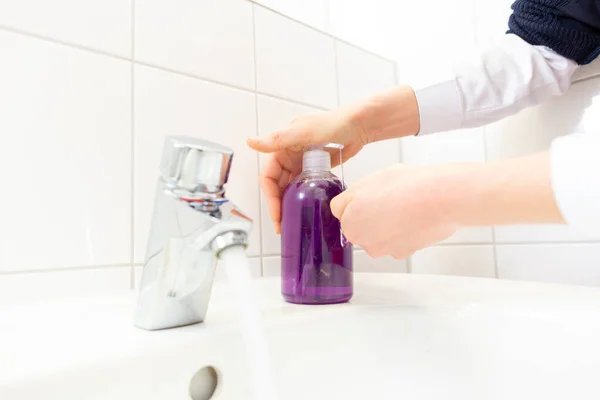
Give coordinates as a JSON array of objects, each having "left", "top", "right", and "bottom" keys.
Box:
[
  {"left": 352, "top": 35, "right": 577, "bottom": 143},
  {"left": 353, "top": 85, "right": 420, "bottom": 143},
  {"left": 448, "top": 152, "right": 565, "bottom": 227}
]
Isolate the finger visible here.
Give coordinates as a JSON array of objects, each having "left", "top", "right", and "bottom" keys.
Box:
[
  {"left": 260, "top": 155, "right": 284, "bottom": 225},
  {"left": 247, "top": 123, "right": 328, "bottom": 153},
  {"left": 330, "top": 191, "right": 352, "bottom": 221},
  {"left": 261, "top": 175, "right": 282, "bottom": 224}
]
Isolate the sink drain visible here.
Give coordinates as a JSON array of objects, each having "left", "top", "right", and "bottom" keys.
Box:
[{"left": 189, "top": 366, "right": 219, "bottom": 400}]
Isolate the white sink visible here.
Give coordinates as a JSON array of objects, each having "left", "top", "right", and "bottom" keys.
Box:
[{"left": 3, "top": 273, "right": 600, "bottom": 400}]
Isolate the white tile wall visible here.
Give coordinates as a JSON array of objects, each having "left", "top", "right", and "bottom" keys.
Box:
[
  {"left": 402, "top": 129, "right": 487, "bottom": 166},
  {"left": 135, "top": 0, "right": 255, "bottom": 89},
  {"left": 494, "top": 225, "right": 592, "bottom": 244},
  {"left": 262, "top": 256, "right": 281, "bottom": 277},
  {"left": 411, "top": 246, "right": 496, "bottom": 278},
  {"left": 0, "top": 1, "right": 403, "bottom": 298},
  {"left": 252, "top": 0, "right": 332, "bottom": 33},
  {"left": 473, "top": 0, "right": 513, "bottom": 48},
  {"left": 5, "top": 0, "right": 597, "bottom": 298},
  {"left": 0, "top": 0, "right": 131, "bottom": 57},
  {"left": 353, "top": 251, "right": 407, "bottom": 273},
  {"left": 254, "top": 6, "right": 338, "bottom": 109},
  {"left": 335, "top": 41, "right": 396, "bottom": 105},
  {"left": 496, "top": 244, "right": 600, "bottom": 287},
  {"left": 0, "top": 30, "right": 131, "bottom": 272},
  {"left": 0, "top": 267, "right": 131, "bottom": 305}
]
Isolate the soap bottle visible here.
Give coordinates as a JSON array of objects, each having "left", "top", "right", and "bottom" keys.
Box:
[{"left": 280, "top": 145, "right": 353, "bottom": 304}]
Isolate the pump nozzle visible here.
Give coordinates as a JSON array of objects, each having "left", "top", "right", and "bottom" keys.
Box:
[{"left": 302, "top": 145, "right": 331, "bottom": 172}]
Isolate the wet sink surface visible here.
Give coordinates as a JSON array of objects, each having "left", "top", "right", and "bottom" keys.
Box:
[{"left": 2, "top": 274, "right": 600, "bottom": 400}]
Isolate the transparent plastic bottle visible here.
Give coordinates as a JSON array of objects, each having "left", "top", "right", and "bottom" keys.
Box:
[{"left": 280, "top": 145, "right": 353, "bottom": 304}]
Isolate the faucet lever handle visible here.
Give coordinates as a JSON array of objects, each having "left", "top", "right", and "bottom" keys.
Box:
[{"left": 160, "top": 136, "right": 234, "bottom": 195}]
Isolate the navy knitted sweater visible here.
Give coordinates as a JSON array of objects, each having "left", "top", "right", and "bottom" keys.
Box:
[{"left": 508, "top": 0, "right": 600, "bottom": 64}]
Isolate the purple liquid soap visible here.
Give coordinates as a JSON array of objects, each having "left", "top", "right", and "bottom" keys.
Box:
[{"left": 281, "top": 146, "right": 353, "bottom": 304}]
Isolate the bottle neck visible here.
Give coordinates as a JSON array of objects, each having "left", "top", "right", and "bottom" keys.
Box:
[{"left": 302, "top": 149, "right": 331, "bottom": 172}]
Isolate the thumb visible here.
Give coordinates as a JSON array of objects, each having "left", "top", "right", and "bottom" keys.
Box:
[{"left": 330, "top": 191, "right": 352, "bottom": 221}]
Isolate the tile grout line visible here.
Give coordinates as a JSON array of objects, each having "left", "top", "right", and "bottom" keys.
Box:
[
  {"left": 245, "top": 0, "right": 396, "bottom": 64},
  {"left": 0, "top": 22, "right": 334, "bottom": 112},
  {"left": 471, "top": 0, "right": 500, "bottom": 279},
  {"left": 0, "top": 1, "right": 396, "bottom": 68},
  {"left": 435, "top": 241, "right": 600, "bottom": 246},
  {"left": 251, "top": 4, "right": 264, "bottom": 277},
  {"left": 483, "top": 128, "right": 499, "bottom": 279},
  {"left": 473, "top": 0, "right": 498, "bottom": 279},
  {"left": 0, "top": 23, "right": 132, "bottom": 62},
  {"left": 130, "top": 0, "right": 137, "bottom": 290},
  {"left": 0, "top": 256, "right": 267, "bottom": 277},
  {"left": 0, "top": 264, "right": 132, "bottom": 276},
  {"left": 333, "top": 40, "right": 341, "bottom": 107},
  {"left": 135, "top": 61, "right": 330, "bottom": 111}
]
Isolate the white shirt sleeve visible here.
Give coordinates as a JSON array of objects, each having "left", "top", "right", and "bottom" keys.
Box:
[
  {"left": 415, "top": 34, "right": 579, "bottom": 135},
  {"left": 414, "top": 33, "right": 600, "bottom": 237}
]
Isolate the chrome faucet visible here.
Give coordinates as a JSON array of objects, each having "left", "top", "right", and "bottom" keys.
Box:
[{"left": 134, "top": 136, "right": 252, "bottom": 331}]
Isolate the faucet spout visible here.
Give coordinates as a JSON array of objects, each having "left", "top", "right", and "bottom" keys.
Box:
[{"left": 134, "top": 136, "right": 252, "bottom": 331}]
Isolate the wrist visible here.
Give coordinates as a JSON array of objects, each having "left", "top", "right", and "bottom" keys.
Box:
[{"left": 351, "top": 85, "right": 420, "bottom": 143}]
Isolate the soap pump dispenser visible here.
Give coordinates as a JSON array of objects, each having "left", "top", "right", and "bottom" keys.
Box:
[{"left": 280, "top": 144, "right": 353, "bottom": 304}]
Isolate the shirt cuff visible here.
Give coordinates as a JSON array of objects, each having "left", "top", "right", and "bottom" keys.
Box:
[
  {"left": 414, "top": 79, "right": 464, "bottom": 135},
  {"left": 550, "top": 133, "right": 600, "bottom": 238}
]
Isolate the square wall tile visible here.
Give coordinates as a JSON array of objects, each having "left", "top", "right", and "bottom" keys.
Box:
[
  {"left": 262, "top": 256, "right": 281, "bottom": 277},
  {"left": 256, "top": 95, "right": 322, "bottom": 255},
  {"left": 441, "top": 228, "right": 494, "bottom": 245},
  {"left": 134, "top": 65, "right": 259, "bottom": 262},
  {"left": 473, "top": 0, "right": 513, "bottom": 48},
  {"left": 485, "top": 77, "right": 600, "bottom": 161},
  {"left": 0, "top": 0, "right": 131, "bottom": 57},
  {"left": 328, "top": 0, "right": 395, "bottom": 61},
  {"left": 371, "top": 0, "right": 476, "bottom": 88},
  {"left": 135, "top": 0, "right": 255, "bottom": 89},
  {"left": 335, "top": 140, "right": 401, "bottom": 186},
  {"left": 494, "top": 225, "right": 597, "bottom": 243},
  {"left": 335, "top": 41, "right": 396, "bottom": 105},
  {"left": 0, "top": 267, "right": 131, "bottom": 305},
  {"left": 0, "top": 31, "right": 131, "bottom": 272},
  {"left": 353, "top": 250, "right": 407, "bottom": 273},
  {"left": 496, "top": 244, "right": 600, "bottom": 287},
  {"left": 411, "top": 245, "right": 496, "bottom": 278},
  {"left": 254, "top": 6, "right": 337, "bottom": 109},
  {"left": 252, "top": 0, "right": 332, "bottom": 33},
  {"left": 401, "top": 128, "right": 486, "bottom": 166}
]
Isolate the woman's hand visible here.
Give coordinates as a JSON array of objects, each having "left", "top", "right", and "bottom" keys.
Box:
[
  {"left": 248, "top": 107, "right": 367, "bottom": 234},
  {"left": 330, "top": 152, "right": 564, "bottom": 259},
  {"left": 247, "top": 85, "right": 420, "bottom": 233},
  {"left": 330, "top": 163, "right": 462, "bottom": 259}
]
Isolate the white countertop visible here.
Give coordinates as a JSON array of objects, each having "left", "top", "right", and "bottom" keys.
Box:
[{"left": 3, "top": 273, "right": 600, "bottom": 400}]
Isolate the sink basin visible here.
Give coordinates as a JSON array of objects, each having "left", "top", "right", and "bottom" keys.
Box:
[{"left": 2, "top": 273, "right": 600, "bottom": 399}]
